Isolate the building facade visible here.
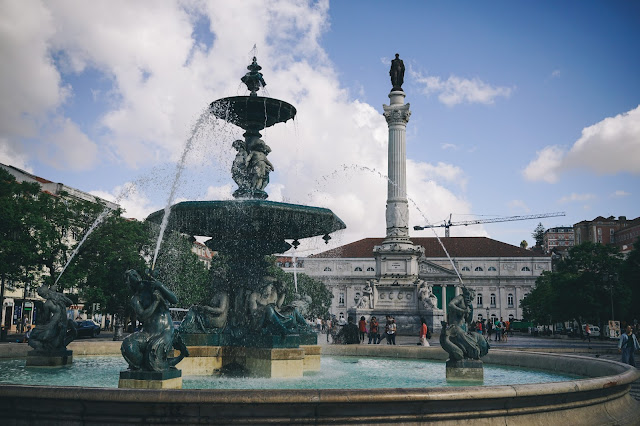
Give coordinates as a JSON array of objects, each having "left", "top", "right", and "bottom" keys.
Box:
[
  {"left": 573, "top": 216, "right": 640, "bottom": 253},
  {"left": 305, "top": 237, "right": 550, "bottom": 333},
  {"left": 543, "top": 226, "right": 575, "bottom": 254}
]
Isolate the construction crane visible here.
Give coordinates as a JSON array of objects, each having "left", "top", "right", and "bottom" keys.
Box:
[{"left": 413, "top": 212, "right": 566, "bottom": 237}]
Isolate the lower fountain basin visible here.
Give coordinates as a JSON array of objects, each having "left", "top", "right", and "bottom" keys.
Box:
[{"left": 0, "top": 342, "right": 638, "bottom": 425}]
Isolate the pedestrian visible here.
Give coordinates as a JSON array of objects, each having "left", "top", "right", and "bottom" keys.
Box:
[
  {"left": 368, "top": 316, "right": 379, "bottom": 344},
  {"left": 321, "top": 319, "right": 326, "bottom": 332},
  {"left": 388, "top": 317, "right": 397, "bottom": 345},
  {"left": 487, "top": 321, "right": 493, "bottom": 338},
  {"left": 502, "top": 322, "right": 508, "bottom": 343},
  {"left": 326, "top": 318, "right": 333, "bottom": 342},
  {"left": 495, "top": 318, "right": 502, "bottom": 342},
  {"left": 618, "top": 325, "right": 640, "bottom": 367},
  {"left": 476, "top": 321, "right": 483, "bottom": 336},
  {"left": 358, "top": 316, "right": 367, "bottom": 343},
  {"left": 584, "top": 324, "right": 592, "bottom": 344},
  {"left": 419, "top": 318, "right": 430, "bottom": 347},
  {"left": 22, "top": 326, "right": 32, "bottom": 343},
  {"left": 336, "top": 316, "right": 359, "bottom": 344}
]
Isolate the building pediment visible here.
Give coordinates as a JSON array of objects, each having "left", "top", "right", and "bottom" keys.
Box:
[{"left": 418, "top": 259, "right": 457, "bottom": 276}]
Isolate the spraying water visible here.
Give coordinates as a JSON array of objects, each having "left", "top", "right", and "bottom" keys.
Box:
[{"left": 151, "top": 110, "right": 213, "bottom": 270}]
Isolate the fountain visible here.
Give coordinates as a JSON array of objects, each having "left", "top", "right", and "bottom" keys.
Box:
[
  {"left": 0, "top": 55, "right": 638, "bottom": 425},
  {"left": 145, "top": 56, "right": 345, "bottom": 378}
]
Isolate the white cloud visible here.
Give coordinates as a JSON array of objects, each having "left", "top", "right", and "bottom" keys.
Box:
[
  {"left": 551, "top": 69, "right": 561, "bottom": 78},
  {"left": 523, "top": 105, "right": 640, "bottom": 182},
  {"left": 40, "top": 118, "right": 98, "bottom": 170},
  {"left": 558, "top": 193, "right": 596, "bottom": 203},
  {"left": 610, "top": 190, "right": 630, "bottom": 198},
  {"left": 522, "top": 145, "right": 565, "bottom": 183},
  {"left": 411, "top": 71, "right": 512, "bottom": 106},
  {"left": 1, "top": 1, "right": 478, "bottom": 253},
  {"left": 441, "top": 143, "right": 459, "bottom": 151},
  {"left": 507, "top": 200, "right": 531, "bottom": 213}
]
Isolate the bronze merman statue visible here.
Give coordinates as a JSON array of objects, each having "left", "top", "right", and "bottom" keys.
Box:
[
  {"left": 440, "top": 287, "right": 489, "bottom": 361},
  {"left": 121, "top": 269, "right": 188, "bottom": 371},
  {"left": 28, "top": 284, "right": 77, "bottom": 352}
]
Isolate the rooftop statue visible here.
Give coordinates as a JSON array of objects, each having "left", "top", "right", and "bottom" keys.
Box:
[
  {"left": 121, "top": 269, "right": 189, "bottom": 371},
  {"left": 390, "top": 53, "right": 405, "bottom": 91},
  {"left": 28, "top": 284, "right": 77, "bottom": 352},
  {"left": 440, "top": 287, "right": 489, "bottom": 361}
]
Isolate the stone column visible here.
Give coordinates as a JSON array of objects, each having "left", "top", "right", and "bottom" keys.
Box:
[
  {"left": 441, "top": 284, "right": 448, "bottom": 321},
  {"left": 382, "top": 91, "right": 411, "bottom": 246}
]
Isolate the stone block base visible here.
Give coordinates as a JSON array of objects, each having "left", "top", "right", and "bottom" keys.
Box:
[
  {"left": 175, "top": 346, "right": 223, "bottom": 376},
  {"left": 244, "top": 347, "right": 305, "bottom": 378},
  {"left": 118, "top": 368, "right": 182, "bottom": 389},
  {"left": 26, "top": 349, "right": 73, "bottom": 367},
  {"left": 446, "top": 359, "right": 483, "bottom": 381},
  {"left": 301, "top": 345, "right": 321, "bottom": 371}
]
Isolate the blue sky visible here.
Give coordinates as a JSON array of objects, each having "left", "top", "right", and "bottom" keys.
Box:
[{"left": 1, "top": 1, "right": 639, "bottom": 253}]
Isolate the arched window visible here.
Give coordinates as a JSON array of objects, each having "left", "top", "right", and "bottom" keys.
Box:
[
  {"left": 461, "top": 266, "right": 470, "bottom": 271},
  {"left": 488, "top": 266, "right": 497, "bottom": 271},
  {"left": 490, "top": 293, "right": 496, "bottom": 306},
  {"left": 339, "top": 312, "right": 345, "bottom": 320},
  {"left": 507, "top": 293, "right": 514, "bottom": 307},
  {"left": 477, "top": 293, "right": 483, "bottom": 306},
  {"left": 354, "top": 267, "right": 363, "bottom": 272},
  {"left": 521, "top": 266, "right": 531, "bottom": 271},
  {"left": 366, "top": 267, "right": 375, "bottom": 272},
  {"left": 474, "top": 266, "right": 483, "bottom": 272},
  {"left": 477, "top": 314, "right": 483, "bottom": 320},
  {"left": 323, "top": 266, "right": 332, "bottom": 271},
  {"left": 508, "top": 314, "right": 514, "bottom": 321},
  {"left": 491, "top": 314, "right": 497, "bottom": 323}
]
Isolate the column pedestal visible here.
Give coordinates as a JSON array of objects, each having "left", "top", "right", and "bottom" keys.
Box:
[
  {"left": 26, "top": 349, "right": 73, "bottom": 367},
  {"left": 445, "top": 359, "right": 484, "bottom": 381},
  {"left": 118, "top": 368, "right": 182, "bottom": 389}
]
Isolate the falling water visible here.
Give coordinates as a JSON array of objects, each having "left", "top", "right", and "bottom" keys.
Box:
[
  {"left": 312, "top": 163, "right": 464, "bottom": 284},
  {"left": 151, "top": 110, "right": 215, "bottom": 270}
]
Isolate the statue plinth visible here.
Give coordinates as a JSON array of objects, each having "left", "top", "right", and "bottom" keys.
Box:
[
  {"left": 445, "top": 359, "right": 484, "bottom": 381},
  {"left": 118, "top": 368, "right": 182, "bottom": 389},
  {"left": 26, "top": 349, "right": 73, "bottom": 367}
]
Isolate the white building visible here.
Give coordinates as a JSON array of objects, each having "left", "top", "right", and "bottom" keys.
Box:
[{"left": 305, "top": 237, "right": 550, "bottom": 331}]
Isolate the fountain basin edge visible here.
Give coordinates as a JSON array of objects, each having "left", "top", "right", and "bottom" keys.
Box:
[{"left": 0, "top": 342, "right": 638, "bottom": 425}]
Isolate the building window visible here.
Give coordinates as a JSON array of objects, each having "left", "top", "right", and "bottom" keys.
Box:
[
  {"left": 507, "top": 293, "right": 514, "bottom": 307},
  {"left": 354, "top": 267, "right": 362, "bottom": 272},
  {"left": 488, "top": 266, "right": 497, "bottom": 271},
  {"left": 521, "top": 266, "right": 531, "bottom": 271},
  {"left": 478, "top": 314, "right": 483, "bottom": 320},
  {"left": 474, "top": 267, "right": 483, "bottom": 272},
  {"left": 323, "top": 267, "right": 332, "bottom": 271},
  {"left": 490, "top": 293, "right": 496, "bottom": 306},
  {"left": 491, "top": 314, "right": 497, "bottom": 323},
  {"left": 477, "top": 293, "right": 483, "bottom": 306},
  {"left": 366, "top": 267, "right": 375, "bottom": 272},
  {"left": 338, "top": 292, "right": 345, "bottom": 305},
  {"left": 461, "top": 266, "right": 470, "bottom": 271}
]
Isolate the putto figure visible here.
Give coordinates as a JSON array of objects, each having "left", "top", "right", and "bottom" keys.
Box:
[
  {"left": 440, "top": 287, "right": 489, "bottom": 361},
  {"left": 121, "top": 269, "right": 189, "bottom": 371},
  {"left": 28, "top": 284, "right": 77, "bottom": 352},
  {"left": 390, "top": 53, "right": 405, "bottom": 91}
]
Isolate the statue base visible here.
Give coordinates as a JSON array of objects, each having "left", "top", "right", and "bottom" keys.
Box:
[
  {"left": 445, "top": 359, "right": 483, "bottom": 382},
  {"left": 26, "top": 349, "right": 73, "bottom": 367},
  {"left": 118, "top": 368, "right": 182, "bottom": 389},
  {"left": 300, "top": 345, "right": 321, "bottom": 371},
  {"left": 233, "top": 188, "right": 268, "bottom": 200},
  {"left": 244, "top": 347, "right": 305, "bottom": 378},
  {"left": 174, "top": 346, "right": 224, "bottom": 376}
]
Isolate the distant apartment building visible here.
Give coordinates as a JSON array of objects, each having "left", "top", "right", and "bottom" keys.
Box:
[
  {"left": 543, "top": 227, "right": 575, "bottom": 254},
  {"left": 191, "top": 240, "right": 214, "bottom": 269},
  {"left": 275, "top": 256, "right": 305, "bottom": 273},
  {"left": 573, "top": 216, "right": 640, "bottom": 253}
]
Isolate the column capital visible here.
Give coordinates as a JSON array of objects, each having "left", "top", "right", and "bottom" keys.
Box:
[{"left": 383, "top": 103, "right": 411, "bottom": 126}]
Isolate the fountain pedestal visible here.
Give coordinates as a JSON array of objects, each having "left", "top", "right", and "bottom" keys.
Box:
[
  {"left": 118, "top": 368, "right": 182, "bottom": 389},
  {"left": 245, "top": 347, "right": 305, "bottom": 378},
  {"left": 446, "top": 359, "right": 484, "bottom": 381},
  {"left": 26, "top": 349, "right": 73, "bottom": 367}
]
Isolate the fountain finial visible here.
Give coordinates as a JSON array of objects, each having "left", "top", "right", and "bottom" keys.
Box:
[{"left": 241, "top": 56, "right": 267, "bottom": 96}]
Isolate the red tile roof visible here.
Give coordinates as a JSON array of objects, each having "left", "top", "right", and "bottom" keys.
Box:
[{"left": 309, "top": 237, "right": 546, "bottom": 259}]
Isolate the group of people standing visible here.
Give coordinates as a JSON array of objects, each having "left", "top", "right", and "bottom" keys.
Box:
[
  {"left": 330, "top": 315, "right": 432, "bottom": 346},
  {"left": 474, "top": 317, "right": 511, "bottom": 342}
]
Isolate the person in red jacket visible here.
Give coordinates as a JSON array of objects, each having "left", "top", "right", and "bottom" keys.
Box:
[
  {"left": 419, "top": 318, "right": 430, "bottom": 347},
  {"left": 358, "top": 316, "right": 367, "bottom": 343}
]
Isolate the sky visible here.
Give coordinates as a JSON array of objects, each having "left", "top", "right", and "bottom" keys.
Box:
[{"left": 1, "top": 0, "right": 639, "bottom": 256}]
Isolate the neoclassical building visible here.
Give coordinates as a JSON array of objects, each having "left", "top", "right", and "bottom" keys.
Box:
[{"left": 305, "top": 237, "right": 550, "bottom": 332}]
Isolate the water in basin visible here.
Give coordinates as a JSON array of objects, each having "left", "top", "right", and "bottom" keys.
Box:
[{"left": 0, "top": 356, "right": 581, "bottom": 389}]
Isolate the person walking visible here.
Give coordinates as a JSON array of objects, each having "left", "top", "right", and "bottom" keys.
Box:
[
  {"left": 368, "top": 316, "right": 379, "bottom": 344},
  {"left": 618, "top": 325, "right": 640, "bottom": 367},
  {"left": 419, "top": 318, "right": 430, "bottom": 347},
  {"left": 358, "top": 316, "right": 367, "bottom": 343},
  {"left": 388, "top": 317, "right": 397, "bottom": 345}
]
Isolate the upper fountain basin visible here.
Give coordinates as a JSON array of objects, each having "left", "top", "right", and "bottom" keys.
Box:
[
  {"left": 146, "top": 200, "right": 345, "bottom": 252},
  {"left": 210, "top": 96, "right": 296, "bottom": 131}
]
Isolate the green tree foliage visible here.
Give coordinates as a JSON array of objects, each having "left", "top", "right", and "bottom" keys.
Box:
[
  {"left": 520, "top": 240, "right": 528, "bottom": 249},
  {"left": 532, "top": 223, "right": 545, "bottom": 248},
  {"left": 153, "top": 233, "right": 212, "bottom": 308},
  {"left": 267, "top": 257, "right": 333, "bottom": 319},
  {"left": 521, "top": 242, "right": 624, "bottom": 328},
  {"left": 61, "top": 213, "right": 150, "bottom": 315},
  {"left": 619, "top": 238, "right": 640, "bottom": 322}
]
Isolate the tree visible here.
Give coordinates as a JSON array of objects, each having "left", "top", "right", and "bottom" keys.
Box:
[
  {"left": 267, "top": 257, "right": 333, "bottom": 319},
  {"left": 619, "top": 238, "right": 640, "bottom": 322},
  {"left": 532, "top": 223, "right": 545, "bottom": 248},
  {"left": 520, "top": 240, "right": 529, "bottom": 249}
]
